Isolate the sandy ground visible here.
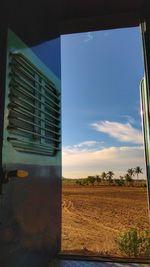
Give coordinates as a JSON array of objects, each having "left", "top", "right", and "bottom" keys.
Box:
[{"left": 62, "top": 185, "right": 150, "bottom": 257}]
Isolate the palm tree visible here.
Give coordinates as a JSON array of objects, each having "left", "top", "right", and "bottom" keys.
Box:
[
  {"left": 134, "top": 166, "right": 143, "bottom": 179},
  {"left": 125, "top": 173, "right": 133, "bottom": 183},
  {"left": 101, "top": 171, "right": 107, "bottom": 181},
  {"left": 95, "top": 175, "right": 101, "bottom": 185},
  {"left": 107, "top": 171, "right": 114, "bottom": 184},
  {"left": 127, "top": 168, "right": 135, "bottom": 178}
]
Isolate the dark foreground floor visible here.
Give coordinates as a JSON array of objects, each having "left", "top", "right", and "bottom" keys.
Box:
[{"left": 49, "top": 259, "right": 150, "bottom": 267}]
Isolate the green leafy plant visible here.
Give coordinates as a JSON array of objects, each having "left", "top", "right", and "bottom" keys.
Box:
[
  {"left": 114, "top": 179, "right": 125, "bottom": 186},
  {"left": 116, "top": 228, "right": 150, "bottom": 257},
  {"left": 141, "top": 229, "right": 150, "bottom": 257}
]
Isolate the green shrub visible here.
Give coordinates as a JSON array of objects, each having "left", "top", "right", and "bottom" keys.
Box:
[
  {"left": 114, "top": 179, "right": 125, "bottom": 186},
  {"left": 116, "top": 228, "right": 150, "bottom": 257},
  {"left": 124, "top": 174, "right": 133, "bottom": 183},
  {"left": 141, "top": 230, "right": 150, "bottom": 257}
]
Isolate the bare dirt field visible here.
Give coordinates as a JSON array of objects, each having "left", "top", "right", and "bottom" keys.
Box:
[{"left": 62, "top": 185, "right": 150, "bottom": 257}]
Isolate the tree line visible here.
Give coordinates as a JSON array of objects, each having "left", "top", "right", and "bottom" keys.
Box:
[{"left": 76, "top": 166, "right": 144, "bottom": 186}]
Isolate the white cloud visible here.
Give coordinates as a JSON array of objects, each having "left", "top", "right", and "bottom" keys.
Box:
[
  {"left": 62, "top": 145, "right": 146, "bottom": 179},
  {"left": 91, "top": 120, "right": 143, "bottom": 144},
  {"left": 121, "top": 115, "right": 135, "bottom": 124},
  {"left": 62, "top": 121, "right": 145, "bottom": 178},
  {"left": 84, "top": 32, "right": 93, "bottom": 42},
  {"left": 62, "top": 140, "right": 103, "bottom": 155},
  {"left": 74, "top": 140, "right": 98, "bottom": 148}
]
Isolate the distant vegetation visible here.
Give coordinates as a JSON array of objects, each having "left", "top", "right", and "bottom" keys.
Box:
[{"left": 63, "top": 166, "right": 147, "bottom": 187}]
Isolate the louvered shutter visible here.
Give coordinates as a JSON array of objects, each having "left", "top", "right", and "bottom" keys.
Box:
[{"left": 7, "top": 53, "right": 61, "bottom": 156}]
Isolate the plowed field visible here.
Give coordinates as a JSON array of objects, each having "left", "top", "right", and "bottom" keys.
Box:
[{"left": 62, "top": 185, "right": 149, "bottom": 256}]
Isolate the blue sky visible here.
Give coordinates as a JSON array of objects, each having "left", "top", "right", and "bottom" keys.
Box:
[{"left": 61, "top": 27, "right": 146, "bottom": 178}]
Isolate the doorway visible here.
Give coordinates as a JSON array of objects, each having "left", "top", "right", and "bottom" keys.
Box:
[{"left": 61, "top": 27, "right": 150, "bottom": 259}]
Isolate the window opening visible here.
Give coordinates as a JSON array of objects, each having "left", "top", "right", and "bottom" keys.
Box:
[{"left": 61, "top": 27, "right": 150, "bottom": 259}]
